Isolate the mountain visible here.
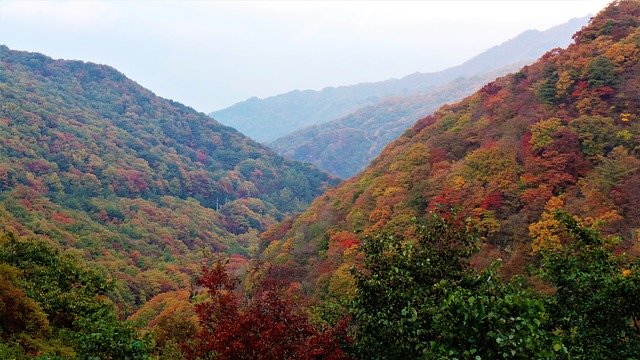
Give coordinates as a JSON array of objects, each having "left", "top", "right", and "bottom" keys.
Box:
[
  {"left": 0, "top": 45, "right": 338, "bottom": 313},
  {"left": 258, "top": 1, "right": 640, "bottom": 302},
  {"left": 210, "top": 16, "right": 590, "bottom": 143},
  {"left": 269, "top": 63, "right": 526, "bottom": 178}
]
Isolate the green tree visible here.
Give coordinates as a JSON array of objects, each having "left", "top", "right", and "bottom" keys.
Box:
[
  {"left": 538, "top": 212, "right": 640, "bottom": 359},
  {"left": 351, "top": 214, "right": 554, "bottom": 359},
  {"left": 538, "top": 66, "right": 559, "bottom": 104},
  {"left": 0, "top": 232, "right": 151, "bottom": 359},
  {"left": 587, "top": 56, "right": 618, "bottom": 88}
]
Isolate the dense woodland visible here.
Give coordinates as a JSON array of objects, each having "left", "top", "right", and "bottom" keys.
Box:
[
  {"left": 0, "top": 44, "right": 338, "bottom": 319},
  {"left": 1, "top": 1, "right": 640, "bottom": 359}
]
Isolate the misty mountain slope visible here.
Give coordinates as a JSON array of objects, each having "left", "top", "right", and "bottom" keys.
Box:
[
  {"left": 269, "top": 63, "right": 526, "bottom": 178},
  {"left": 210, "top": 16, "right": 590, "bottom": 142},
  {"left": 0, "top": 45, "right": 337, "bottom": 312},
  {"left": 257, "top": 1, "right": 640, "bottom": 302}
]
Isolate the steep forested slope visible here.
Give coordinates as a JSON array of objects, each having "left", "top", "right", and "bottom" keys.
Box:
[
  {"left": 211, "top": 16, "right": 589, "bottom": 142},
  {"left": 259, "top": 1, "right": 640, "bottom": 301},
  {"left": 0, "top": 46, "right": 337, "bottom": 312},
  {"left": 269, "top": 64, "right": 525, "bottom": 178}
]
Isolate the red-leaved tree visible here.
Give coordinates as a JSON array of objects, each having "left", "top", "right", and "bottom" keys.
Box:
[{"left": 185, "top": 261, "right": 351, "bottom": 360}]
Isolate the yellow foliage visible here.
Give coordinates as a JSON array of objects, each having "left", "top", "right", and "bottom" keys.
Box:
[
  {"left": 383, "top": 186, "right": 404, "bottom": 197},
  {"left": 622, "top": 269, "right": 632, "bottom": 277},
  {"left": 328, "top": 263, "right": 356, "bottom": 299},
  {"left": 529, "top": 197, "right": 565, "bottom": 253},
  {"left": 529, "top": 219, "right": 562, "bottom": 253},
  {"left": 262, "top": 239, "right": 282, "bottom": 259},
  {"left": 461, "top": 146, "right": 520, "bottom": 188},
  {"left": 620, "top": 112, "right": 633, "bottom": 123},
  {"left": 605, "top": 40, "right": 639, "bottom": 66},
  {"left": 472, "top": 208, "right": 501, "bottom": 236},
  {"left": 388, "top": 143, "right": 430, "bottom": 172},
  {"left": 452, "top": 176, "right": 466, "bottom": 189},
  {"left": 556, "top": 71, "right": 574, "bottom": 98},
  {"left": 546, "top": 196, "right": 564, "bottom": 211},
  {"left": 576, "top": 97, "right": 595, "bottom": 116},
  {"left": 281, "top": 237, "right": 295, "bottom": 252},
  {"left": 582, "top": 210, "right": 623, "bottom": 230},
  {"left": 617, "top": 129, "right": 633, "bottom": 141},
  {"left": 530, "top": 118, "right": 564, "bottom": 150}
]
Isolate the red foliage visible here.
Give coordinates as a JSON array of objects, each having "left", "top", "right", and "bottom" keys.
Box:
[
  {"left": 594, "top": 86, "right": 615, "bottom": 98},
  {"left": 571, "top": 81, "right": 589, "bottom": 98},
  {"left": 480, "top": 191, "right": 503, "bottom": 210},
  {"left": 26, "top": 159, "right": 52, "bottom": 175},
  {"left": 429, "top": 147, "right": 449, "bottom": 164},
  {"left": 332, "top": 231, "right": 360, "bottom": 250},
  {"left": 523, "top": 128, "right": 590, "bottom": 193},
  {"left": 187, "top": 261, "right": 352, "bottom": 360},
  {"left": 51, "top": 212, "right": 75, "bottom": 225},
  {"left": 412, "top": 114, "right": 437, "bottom": 133},
  {"left": 480, "top": 81, "right": 502, "bottom": 95},
  {"left": 195, "top": 149, "right": 208, "bottom": 163},
  {"left": 612, "top": 173, "right": 640, "bottom": 227}
]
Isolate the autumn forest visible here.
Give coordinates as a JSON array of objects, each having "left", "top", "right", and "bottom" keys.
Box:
[{"left": 1, "top": 1, "right": 640, "bottom": 359}]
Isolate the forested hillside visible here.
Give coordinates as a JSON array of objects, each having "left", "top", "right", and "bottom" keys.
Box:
[
  {"left": 259, "top": 0, "right": 640, "bottom": 305},
  {"left": 2, "top": 1, "right": 640, "bottom": 359},
  {"left": 269, "top": 64, "right": 525, "bottom": 177},
  {"left": 0, "top": 46, "right": 337, "bottom": 315},
  {"left": 211, "top": 16, "right": 589, "bottom": 143}
]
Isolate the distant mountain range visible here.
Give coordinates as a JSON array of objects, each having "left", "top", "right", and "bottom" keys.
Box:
[
  {"left": 210, "top": 15, "right": 590, "bottom": 144},
  {"left": 268, "top": 63, "right": 526, "bottom": 178}
]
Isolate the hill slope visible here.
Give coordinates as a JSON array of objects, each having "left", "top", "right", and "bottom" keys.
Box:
[
  {"left": 258, "top": 1, "right": 640, "bottom": 300},
  {"left": 0, "top": 46, "right": 337, "bottom": 312},
  {"left": 211, "top": 16, "right": 589, "bottom": 143},
  {"left": 269, "top": 63, "right": 525, "bottom": 178}
]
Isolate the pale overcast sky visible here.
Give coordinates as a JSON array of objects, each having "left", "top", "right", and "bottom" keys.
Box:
[{"left": 0, "top": 1, "right": 611, "bottom": 113}]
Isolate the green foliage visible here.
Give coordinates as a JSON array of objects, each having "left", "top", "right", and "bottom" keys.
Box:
[
  {"left": 0, "top": 341, "right": 28, "bottom": 360},
  {"left": 429, "top": 268, "right": 553, "bottom": 359},
  {"left": 587, "top": 55, "right": 618, "bottom": 87},
  {"left": 538, "top": 66, "right": 559, "bottom": 104},
  {"left": 351, "top": 214, "right": 554, "bottom": 359},
  {"left": 351, "top": 215, "right": 476, "bottom": 359},
  {"left": 0, "top": 232, "right": 151, "bottom": 359},
  {"left": 569, "top": 115, "right": 617, "bottom": 157},
  {"left": 537, "top": 211, "right": 640, "bottom": 359},
  {"left": 75, "top": 308, "right": 150, "bottom": 360},
  {"left": 351, "top": 211, "right": 640, "bottom": 359},
  {"left": 0, "top": 233, "right": 110, "bottom": 328}
]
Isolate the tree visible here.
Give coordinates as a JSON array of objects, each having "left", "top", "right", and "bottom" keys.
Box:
[
  {"left": 0, "top": 232, "right": 151, "bottom": 359},
  {"left": 351, "top": 214, "right": 554, "bottom": 359},
  {"left": 538, "top": 211, "right": 640, "bottom": 359},
  {"left": 587, "top": 56, "right": 619, "bottom": 88},
  {"left": 538, "top": 66, "right": 559, "bottom": 104},
  {"left": 188, "top": 260, "right": 351, "bottom": 360}
]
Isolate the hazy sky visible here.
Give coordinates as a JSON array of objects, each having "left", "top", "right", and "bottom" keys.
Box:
[{"left": 1, "top": 1, "right": 610, "bottom": 113}]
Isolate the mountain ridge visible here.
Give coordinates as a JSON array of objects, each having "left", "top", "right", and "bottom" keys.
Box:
[
  {"left": 257, "top": 1, "right": 640, "bottom": 302},
  {"left": 269, "top": 62, "right": 528, "bottom": 178},
  {"left": 0, "top": 45, "right": 338, "bottom": 313},
  {"left": 210, "top": 15, "right": 591, "bottom": 143}
]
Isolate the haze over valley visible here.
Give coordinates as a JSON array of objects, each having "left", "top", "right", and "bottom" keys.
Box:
[{"left": 1, "top": 1, "right": 639, "bottom": 358}]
